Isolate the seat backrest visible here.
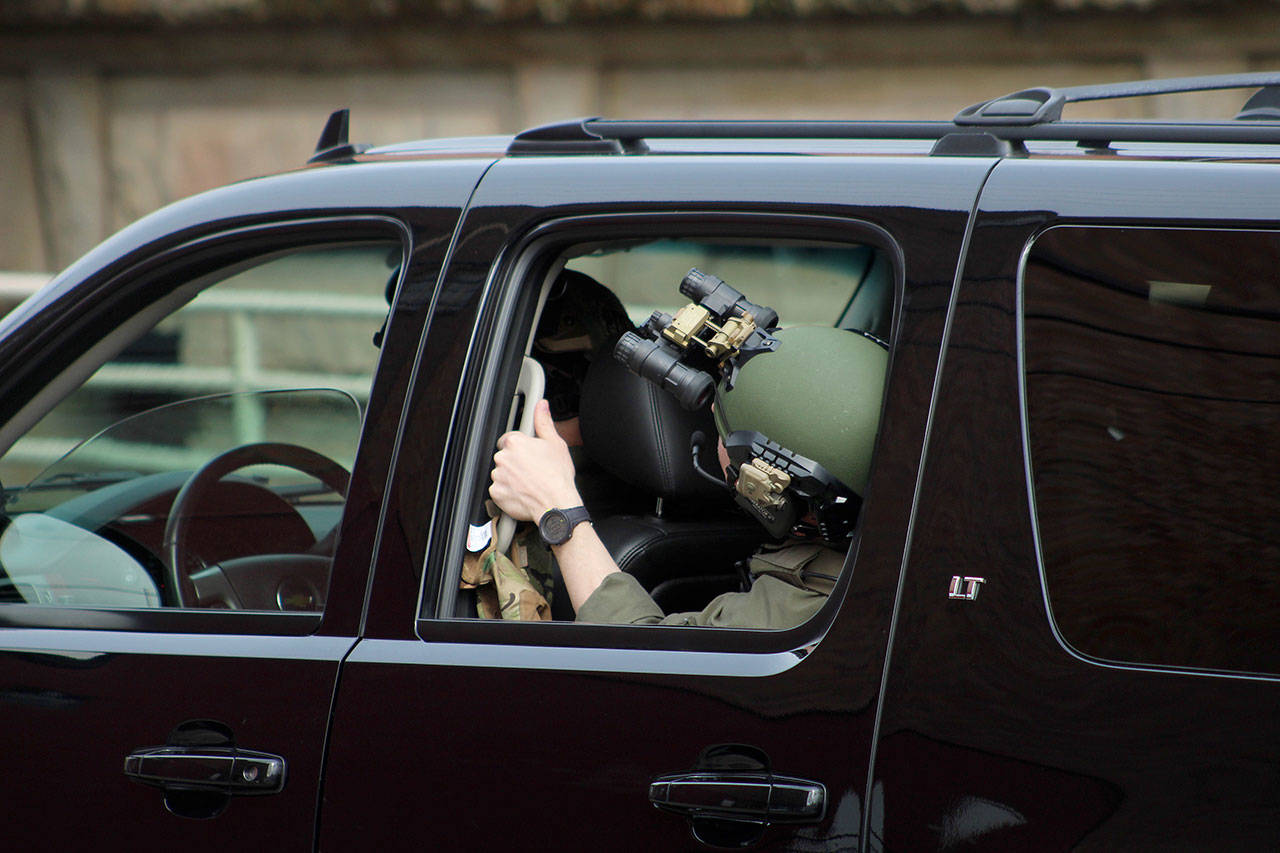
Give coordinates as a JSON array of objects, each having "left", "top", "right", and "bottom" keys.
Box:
[
  {"left": 579, "top": 351, "right": 727, "bottom": 508},
  {"left": 577, "top": 350, "right": 763, "bottom": 614}
]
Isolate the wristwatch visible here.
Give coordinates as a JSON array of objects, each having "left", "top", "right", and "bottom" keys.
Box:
[{"left": 538, "top": 506, "right": 592, "bottom": 546}]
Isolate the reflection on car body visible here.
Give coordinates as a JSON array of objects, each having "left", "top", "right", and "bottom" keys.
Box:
[{"left": 3, "top": 72, "right": 1280, "bottom": 851}]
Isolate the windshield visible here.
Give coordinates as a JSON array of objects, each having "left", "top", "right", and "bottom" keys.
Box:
[
  {"left": 0, "top": 389, "right": 361, "bottom": 611},
  {"left": 7, "top": 389, "right": 360, "bottom": 514}
]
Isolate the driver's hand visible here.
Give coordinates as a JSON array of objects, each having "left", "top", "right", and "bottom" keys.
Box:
[{"left": 489, "top": 399, "right": 582, "bottom": 522}]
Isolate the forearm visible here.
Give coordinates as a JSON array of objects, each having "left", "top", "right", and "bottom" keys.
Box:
[
  {"left": 551, "top": 521, "right": 622, "bottom": 613},
  {"left": 487, "top": 398, "right": 622, "bottom": 611}
]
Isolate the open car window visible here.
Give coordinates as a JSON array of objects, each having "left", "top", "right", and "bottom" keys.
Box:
[
  {"left": 436, "top": 228, "right": 896, "bottom": 637},
  {"left": 572, "top": 238, "right": 892, "bottom": 340},
  {"left": 0, "top": 238, "right": 401, "bottom": 617}
]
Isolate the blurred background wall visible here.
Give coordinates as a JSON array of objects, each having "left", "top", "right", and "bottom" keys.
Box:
[{"left": 3, "top": 0, "right": 1280, "bottom": 277}]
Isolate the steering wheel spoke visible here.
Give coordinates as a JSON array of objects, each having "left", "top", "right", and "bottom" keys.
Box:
[
  {"left": 189, "top": 563, "right": 243, "bottom": 610},
  {"left": 192, "top": 554, "right": 330, "bottom": 611},
  {"left": 163, "top": 443, "right": 349, "bottom": 610}
]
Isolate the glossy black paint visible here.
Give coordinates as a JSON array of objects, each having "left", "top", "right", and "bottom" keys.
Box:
[
  {"left": 872, "top": 157, "right": 1280, "bottom": 849},
  {"left": 0, "top": 158, "right": 491, "bottom": 849},
  {"left": 320, "top": 154, "right": 993, "bottom": 850},
  {"left": 1, "top": 634, "right": 346, "bottom": 850},
  {"left": 3, "top": 132, "right": 1279, "bottom": 851}
]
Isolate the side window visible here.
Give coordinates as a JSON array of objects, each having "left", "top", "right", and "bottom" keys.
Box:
[
  {"left": 439, "top": 230, "right": 895, "bottom": 636},
  {"left": 0, "top": 240, "right": 400, "bottom": 613},
  {"left": 574, "top": 239, "right": 892, "bottom": 341},
  {"left": 1024, "top": 226, "right": 1280, "bottom": 675}
]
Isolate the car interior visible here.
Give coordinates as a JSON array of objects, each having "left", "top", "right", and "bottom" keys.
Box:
[
  {"left": 0, "top": 240, "right": 398, "bottom": 614},
  {"left": 455, "top": 234, "right": 895, "bottom": 623}
]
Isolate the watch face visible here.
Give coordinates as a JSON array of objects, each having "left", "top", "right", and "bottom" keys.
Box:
[{"left": 540, "top": 510, "right": 570, "bottom": 544}]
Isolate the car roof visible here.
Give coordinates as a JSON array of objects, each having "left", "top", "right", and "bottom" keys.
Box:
[{"left": 340, "top": 71, "right": 1280, "bottom": 165}]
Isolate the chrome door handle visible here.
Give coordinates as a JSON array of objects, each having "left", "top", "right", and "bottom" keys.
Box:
[
  {"left": 648, "top": 771, "right": 825, "bottom": 823},
  {"left": 123, "top": 746, "right": 285, "bottom": 795}
]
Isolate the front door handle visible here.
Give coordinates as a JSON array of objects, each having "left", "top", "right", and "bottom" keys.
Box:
[
  {"left": 123, "top": 746, "right": 285, "bottom": 795},
  {"left": 649, "top": 771, "right": 825, "bottom": 822}
]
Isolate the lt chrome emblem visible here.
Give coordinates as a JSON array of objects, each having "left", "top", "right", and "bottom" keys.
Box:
[{"left": 948, "top": 576, "right": 986, "bottom": 601}]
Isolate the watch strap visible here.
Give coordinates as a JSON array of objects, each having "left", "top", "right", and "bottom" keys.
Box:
[
  {"left": 538, "top": 505, "right": 592, "bottom": 546},
  {"left": 560, "top": 505, "right": 591, "bottom": 533}
]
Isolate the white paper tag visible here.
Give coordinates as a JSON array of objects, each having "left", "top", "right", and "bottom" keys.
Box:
[{"left": 467, "top": 521, "right": 493, "bottom": 553}]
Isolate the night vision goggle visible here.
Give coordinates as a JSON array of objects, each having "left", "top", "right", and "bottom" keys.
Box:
[
  {"left": 613, "top": 268, "right": 780, "bottom": 411},
  {"left": 613, "top": 268, "right": 863, "bottom": 542}
]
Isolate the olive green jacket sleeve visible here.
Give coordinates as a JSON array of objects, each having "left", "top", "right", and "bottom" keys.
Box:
[{"left": 575, "top": 543, "right": 842, "bottom": 630}]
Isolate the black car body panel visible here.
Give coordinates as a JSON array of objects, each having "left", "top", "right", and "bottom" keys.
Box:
[
  {"left": 0, "top": 157, "right": 490, "bottom": 850},
  {"left": 873, "top": 156, "right": 1280, "bottom": 849},
  {"left": 319, "top": 154, "right": 995, "bottom": 849},
  {"left": 2, "top": 76, "right": 1279, "bottom": 850}
]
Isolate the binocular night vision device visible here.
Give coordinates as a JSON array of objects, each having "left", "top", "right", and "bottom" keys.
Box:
[
  {"left": 613, "top": 268, "right": 862, "bottom": 542},
  {"left": 613, "top": 268, "right": 781, "bottom": 411}
]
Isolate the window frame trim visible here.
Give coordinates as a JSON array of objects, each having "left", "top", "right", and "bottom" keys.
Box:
[
  {"left": 1018, "top": 221, "right": 1280, "bottom": 684},
  {"left": 415, "top": 209, "right": 905, "bottom": 663},
  {"left": 0, "top": 215, "right": 411, "bottom": 636}
]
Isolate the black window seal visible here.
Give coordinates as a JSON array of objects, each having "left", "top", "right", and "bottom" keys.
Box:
[
  {"left": 1017, "top": 221, "right": 1280, "bottom": 684},
  {"left": 415, "top": 209, "right": 904, "bottom": 660},
  {"left": 0, "top": 215, "right": 411, "bottom": 636}
]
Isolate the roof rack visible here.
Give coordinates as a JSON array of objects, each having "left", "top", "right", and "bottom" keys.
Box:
[
  {"left": 505, "top": 72, "right": 1280, "bottom": 157},
  {"left": 956, "top": 71, "right": 1280, "bottom": 125},
  {"left": 508, "top": 119, "right": 1027, "bottom": 157}
]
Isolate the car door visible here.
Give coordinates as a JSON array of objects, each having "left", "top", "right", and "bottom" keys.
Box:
[
  {"left": 0, "top": 159, "right": 487, "bottom": 850},
  {"left": 320, "top": 151, "right": 996, "bottom": 850},
  {"left": 871, "top": 156, "right": 1280, "bottom": 848}
]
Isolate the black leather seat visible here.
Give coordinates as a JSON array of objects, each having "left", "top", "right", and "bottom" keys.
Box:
[{"left": 574, "top": 351, "right": 764, "bottom": 617}]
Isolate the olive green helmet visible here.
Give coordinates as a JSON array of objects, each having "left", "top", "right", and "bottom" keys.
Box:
[{"left": 712, "top": 325, "right": 888, "bottom": 498}]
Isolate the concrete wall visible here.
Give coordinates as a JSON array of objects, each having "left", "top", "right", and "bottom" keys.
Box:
[{"left": 4, "top": 6, "right": 1280, "bottom": 274}]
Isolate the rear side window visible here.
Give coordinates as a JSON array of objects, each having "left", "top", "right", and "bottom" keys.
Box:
[{"left": 1023, "top": 225, "right": 1280, "bottom": 675}]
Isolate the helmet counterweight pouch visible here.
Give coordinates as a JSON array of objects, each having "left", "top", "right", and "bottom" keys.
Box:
[{"left": 724, "top": 430, "right": 859, "bottom": 541}]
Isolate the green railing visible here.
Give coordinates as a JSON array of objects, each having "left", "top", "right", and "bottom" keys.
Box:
[{"left": 3, "top": 287, "right": 387, "bottom": 475}]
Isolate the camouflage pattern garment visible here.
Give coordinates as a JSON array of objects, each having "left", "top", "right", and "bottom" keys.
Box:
[
  {"left": 461, "top": 267, "right": 630, "bottom": 621},
  {"left": 460, "top": 522, "right": 556, "bottom": 621},
  {"left": 575, "top": 541, "right": 845, "bottom": 630}
]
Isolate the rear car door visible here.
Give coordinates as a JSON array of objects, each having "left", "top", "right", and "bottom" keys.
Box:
[
  {"left": 0, "top": 159, "right": 487, "bottom": 850},
  {"left": 872, "top": 155, "right": 1280, "bottom": 848},
  {"left": 320, "top": 150, "right": 995, "bottom": 849}
]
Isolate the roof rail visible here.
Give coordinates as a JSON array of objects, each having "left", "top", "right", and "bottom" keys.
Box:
[
  {"left": 503, "top": 73, "right": 1280, "bottom": 157},
  {"left": 506, "top": 117, "right": 1280, "bottom": 156},
  {"left": 507, "top": 118, "right": 649, "bottom": 156},
  {"left": 1238, "top": 86, "right": 1280, "bottom": 121},
  {"left": 956, "top": 72, "right": 1280, "bottom": 126},
  {"left": 508, "top": 118, "right": 970, "bottom": 156}
]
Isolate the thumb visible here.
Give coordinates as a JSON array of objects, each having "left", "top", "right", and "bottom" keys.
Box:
[{"left": 532, "top": 398, "right": 559, "bottom": 441}]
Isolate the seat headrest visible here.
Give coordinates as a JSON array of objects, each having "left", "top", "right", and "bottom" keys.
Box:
[{"left": 579, "top": 350, "right": 727, "bottom": 501}]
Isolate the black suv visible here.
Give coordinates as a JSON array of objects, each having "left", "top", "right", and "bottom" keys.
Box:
[{"left": 2, "top": 73, "right": 1279, "bottom": 851}]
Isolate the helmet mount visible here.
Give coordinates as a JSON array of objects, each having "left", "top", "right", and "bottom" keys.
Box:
[{"left": 614, "top": 268, "right": 888, "bottom": 543}]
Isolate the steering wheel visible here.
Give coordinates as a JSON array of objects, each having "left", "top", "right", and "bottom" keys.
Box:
[
  {"left": 491, "top": 356, "right": 546, "bottom": 554},
  {"left": 162, "top": 442, "right": 351, "bottom": 609}
]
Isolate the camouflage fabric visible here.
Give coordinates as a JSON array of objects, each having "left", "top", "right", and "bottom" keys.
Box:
[
  {"left": 460, "top": 523, "right": 554, "bottom": 621},
  {"left": 575, "top": 541, "right": 844, "bottom": 629}
]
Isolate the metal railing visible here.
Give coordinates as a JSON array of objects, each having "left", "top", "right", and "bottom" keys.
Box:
[
  {"left": 93, "top": 289, "right": 387, "bottom": 399},
  {"left": 4, "top": 287, "right": 388, "bottom": 475}
]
